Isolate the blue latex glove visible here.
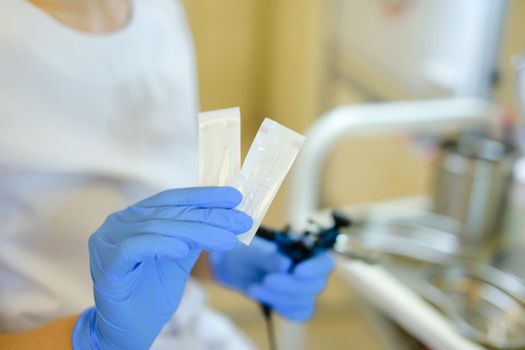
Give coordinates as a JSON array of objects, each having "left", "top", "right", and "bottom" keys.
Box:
[
  {"left": 72, "top": 187, "right": 252, "bottom": 350},
  {"left": 210, "top": 236, "right": 334, "bottom": 322}
]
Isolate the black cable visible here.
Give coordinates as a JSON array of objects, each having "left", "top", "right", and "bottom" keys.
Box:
[{"left": 261, "top": 304, "right": 277, "bottom": 350}]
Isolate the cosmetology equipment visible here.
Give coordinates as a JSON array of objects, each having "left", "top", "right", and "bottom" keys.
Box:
[
  {"left": 198, "top": 110, "right": 305, "bottom": 245},
  {"left": 258, "top": 208, "right": 488, "bottom": 350},
  {"left": 256, "top": 211, "right": 353, "bottom": 350},
  {"left": 420, "top": 263, "right": 525, "bottom": 349},
  {"left": 286, "top": 97, "right": 498, "bottom": 350},
  {"left": 334, "top": 208, "right": 525, "bottom": 349},
  {"left": 258, "top": 211, "right": 352, "bottom": 265},
  {"left": 334, "top": 209, "right": 462, "bottom": 266},
  {"left": 432, "top": 135, "right": 515, "bottom": 248}
]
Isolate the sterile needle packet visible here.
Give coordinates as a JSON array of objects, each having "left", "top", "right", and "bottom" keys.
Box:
[
  {"left": 235, "top": 118, "right": 305, "bottom": 245},
  {"left": 198, "top": 107, "right": 241, "bottom": 186}
]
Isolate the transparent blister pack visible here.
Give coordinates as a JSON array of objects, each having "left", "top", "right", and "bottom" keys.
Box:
[
  {"left": 234, "top": 118, "right": 305, "bottom": 244},
  {"left": 198, "top": 107, "right": 241, "bottom": 186}
]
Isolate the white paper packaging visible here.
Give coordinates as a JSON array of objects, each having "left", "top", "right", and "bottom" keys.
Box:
[
  {"left": 198, "top": 107, "right": 241, "bottom": 186},
  {"left": 235, "top": 118, "right": 305, "bottom": 244}
]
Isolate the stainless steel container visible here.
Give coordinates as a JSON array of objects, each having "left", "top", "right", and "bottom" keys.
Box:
[
  {"left": 334, "top": 209, "right": 461, "bottom": 265},
  {"left": 420, "top": 263, "right": 525, "bottom": 349},
  {"left": 432, "top": 136, "right": 515, "bottom": 247}
]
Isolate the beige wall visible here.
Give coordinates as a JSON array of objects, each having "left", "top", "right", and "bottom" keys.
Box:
[
  {"left": 181, "top": 0, "right": 327, "bottom": 146},
  {"left": 182, "top": 0, "right": 525, "bottom": 226},
  {"left": 182, "top": 0, "right": 267, "bottom": 150}
]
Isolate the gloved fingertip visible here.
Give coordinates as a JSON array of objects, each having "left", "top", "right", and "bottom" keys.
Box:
[
  {"left": 294, "top": 252, "right": 335, "bottom": 277},
  {"left": 236, "top": 212, "right": 253, "bottom": 233},
  {"left": 222, "top": 186, "right": 243, "bottom": 207},
  {"left": 203, "top": 232, "right": 238, "bottom": 253}
]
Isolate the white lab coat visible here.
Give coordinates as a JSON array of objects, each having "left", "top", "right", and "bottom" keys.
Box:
[{"left": 0, "top": 0, "right": 254, "bottom": 348}]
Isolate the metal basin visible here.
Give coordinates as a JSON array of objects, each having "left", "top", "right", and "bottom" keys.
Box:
[
  {"left": 420, "top": 263, "right": 525, "bottom": 349},
  {"left": 335, "top": 210, "right": 461, "bottom": 265}
]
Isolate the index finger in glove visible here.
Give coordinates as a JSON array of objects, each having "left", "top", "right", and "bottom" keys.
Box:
[
  {"left": 129, "top": 220, "right": 242, "bottom": 251},
  {"left": 136, "top": 187, "right": 242, "bottom": 209},
  {"left": 120, "top": 207, "right": 253, "bottom": 235}
]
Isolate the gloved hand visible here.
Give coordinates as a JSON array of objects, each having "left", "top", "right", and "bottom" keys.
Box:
[
  {"left": 210, "top": 236, "right": 334, "bottom": 322},
  {"left": 72, "top": 187, "right": 252, "bottom": 350}
]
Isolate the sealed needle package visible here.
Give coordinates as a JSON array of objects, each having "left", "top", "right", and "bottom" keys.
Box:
[
  {"left": 198, "top": 107, "right": 241, "bottom": 186},
  {"left": 235, "top": 118, "right": 305, "bottom": 244}
]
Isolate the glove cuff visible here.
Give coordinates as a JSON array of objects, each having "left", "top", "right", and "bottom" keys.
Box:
[{"left": 72, "top": 307, "right": 101, "bottom": 350}]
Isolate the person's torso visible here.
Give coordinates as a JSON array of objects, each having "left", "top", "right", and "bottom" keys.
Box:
[
  {"left": 0, "top": 0, "right": 199, "bottom": 332},
  {"left": 0, "top": 0, "right": 198, "bottom": 187}
]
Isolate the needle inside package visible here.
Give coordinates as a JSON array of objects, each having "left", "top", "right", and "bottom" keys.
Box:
[
  {"left": 235, "top": 118, "right": 305, "bottom": 245},
  {"left": 198, "top": 107, "right": 241, "bottom": 186}
]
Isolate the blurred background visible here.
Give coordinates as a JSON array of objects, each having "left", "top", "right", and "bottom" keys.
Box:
[{"left": 182, "top": 0, "right": 525, "bottom": 349}]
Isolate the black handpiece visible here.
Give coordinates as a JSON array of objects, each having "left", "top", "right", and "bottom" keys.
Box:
[
  {"left": 255, "top": 211, "right": 352, "bottom": 350},
  {"left": 257, "top": 211, "right": 351, "bottom": 265}
]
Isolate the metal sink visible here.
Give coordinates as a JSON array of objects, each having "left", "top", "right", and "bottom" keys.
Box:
[{"left": 334, "top": 208, "right": 525, "bottom": 349}]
